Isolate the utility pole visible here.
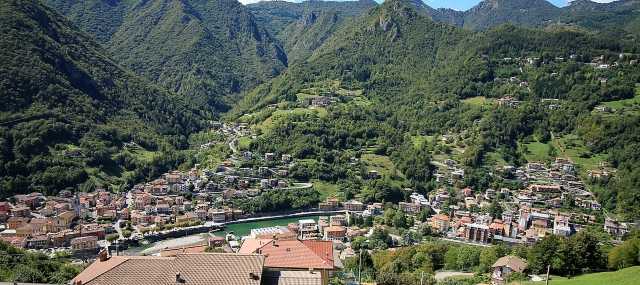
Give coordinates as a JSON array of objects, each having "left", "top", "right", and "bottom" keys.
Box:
[
  {"left": 545, "top": 264, "right": 551, "bottom": 285},
  {"left": 420, "top": 271, "right": 424, "bottom": 285},
  {"left": 358, "top": 249, "right": 363, "bottom": 284}
]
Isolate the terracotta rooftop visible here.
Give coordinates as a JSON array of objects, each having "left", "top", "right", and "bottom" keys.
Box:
[
  {"left": 72, "top": 253, "right": 264, "bottom": 285},
  {"left": 238, "top": 238, "right": 273, "bottom": 254},
  {"left": 242, "top": 239, "right": 335, "bottom": 270}
]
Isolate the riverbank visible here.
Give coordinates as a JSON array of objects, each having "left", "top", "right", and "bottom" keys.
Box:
[{"left": 121, "top": 210, "right": 346, "bottom": 255}]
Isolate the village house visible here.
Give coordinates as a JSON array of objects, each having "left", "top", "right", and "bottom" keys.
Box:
[
  {"left": 343, "top": 200, "right": 364, "bottom": 212},
  {"left": 604, "top": 218, "right": 630, "bottom": 240},
  {"left": 399, "top": 202, "right": 422, "bottom": 215},
  {"left": 491, "top": 256, "right": 528, "bottom": 285},
  {"left": 311, "top": 96, "right": 331, "bottom": 107},
  {"left": 329, "top": 215, "right": 346, "bottom": 226},
  {"left": 430, "top": 214, "right": 450, "bottom": 233},
  {"left": 239, "top": 239, "right": 336, "bottom": 285},
  {"left": 72, "top": 251, "right": 266, "bottom": 285},
  {"left": 324, "top": 226, "right": 347, "bottom": 241},
  {"left": 465, "top": 223, "right": 491, "bottom": 244},
  {"left": 70, "top": 236, "right": 98, "bottom": 252},
  {"left": 250, "top": 226, "right": 297, "bottom": 240},
  {"left": 553, "top": 215, "right": 572, "bottom": 237}
]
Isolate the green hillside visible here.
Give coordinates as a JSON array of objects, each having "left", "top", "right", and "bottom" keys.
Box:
[
  {"left": 517, "top": 266, "right": 640, "bottom": 285},
  {"left": 0, "top": 0, "right": 204, "bottom": 197},
  {"left": 248, "top": 0, "right": 377, "bottom": 62},
  {"left": 233, "top": 0, "right": 640, "bottom": 219},
  {"left": 462, "top": 0, "right": 561, "bottom": 30},
  {"left": 44, "top": 0, "right": 288, "bottom": 111}
]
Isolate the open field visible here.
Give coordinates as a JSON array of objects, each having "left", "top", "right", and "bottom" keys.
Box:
[
  {"left": 462, "top": 96, "right": 491, "bottom": 107},
  {"left": 514, "top": 266, "right": 640, "bottom": 285},
  {"left": 522, "top": 141, "right": 552, "bottom": 162},
  {"left": 520, "top": 134, "right": 607, "bottom": 174},
  {"left": 313, "top": 180, "right": 341, "bottom": 201},
  {"left": 552, "top": 134, "right": 607, "bottom": 172},
  {"left": 602, "top": 85, "right": 640, "bottom": 109},
  {"left": 361, "top": 153, "right": 398, "bottom": 177}
]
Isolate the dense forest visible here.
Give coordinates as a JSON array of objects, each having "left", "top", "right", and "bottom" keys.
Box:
[
  {"left": 46, "top": 0, "right": 288, "bottom": 111},
  {"left": 0, "top": 0, "right": 204, "bottom": 198}
]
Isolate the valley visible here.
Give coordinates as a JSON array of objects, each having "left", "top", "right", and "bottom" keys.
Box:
[{"left": 1, "top": 0, "right": 640, "bottom": 284}]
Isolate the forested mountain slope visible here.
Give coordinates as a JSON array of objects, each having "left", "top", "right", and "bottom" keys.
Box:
[
  {"left": 44, "top": 0, "right": 134, "bottom": 43},
  {"left": 45, "top": 0, "right": 288, "bottom": 111},
  {"left": 0, "top": 0, "right": 204, "bottom": 197},
  {"left": 248, "top": 0, "right": 377, "bottom": 62},
  {"left": 558, "top": 0, "right": 640, "bottom": 39},
  {"left": 233, "top": 0, "right": 640, "bottom": 219},
  {"left": 462, "top": 0, "right": 561, "bottom": 30}
]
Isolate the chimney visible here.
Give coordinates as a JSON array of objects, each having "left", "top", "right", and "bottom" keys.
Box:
[
  {"left": 98, "top": 248, "right": 109, "bottom": 262},
  {"left": 175, "top": 272, "right": 184, "bottom": 283},
  {"left": 249, "top": 272, "right": 259, "bottom": 280}
]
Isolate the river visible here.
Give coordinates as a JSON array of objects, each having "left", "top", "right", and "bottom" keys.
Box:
[{"left": 120, "top": 215, "right": 324, "bottom": 256}]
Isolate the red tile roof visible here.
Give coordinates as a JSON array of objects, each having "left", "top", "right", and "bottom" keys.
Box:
[{"left": 249, "top": 239, "right": 334, "bottom": 270}]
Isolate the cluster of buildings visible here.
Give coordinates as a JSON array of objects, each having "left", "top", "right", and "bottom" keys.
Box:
[{"left": 0, "top": 192, "right": 114, "bottom": 252}]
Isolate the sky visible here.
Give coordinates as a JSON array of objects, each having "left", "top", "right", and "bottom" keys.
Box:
[
  {"left": 423, "top": 0, "right": 618, "bottom": 10},
  {"left": 239, "top": 0, "right": 620, "bottom": 10}
]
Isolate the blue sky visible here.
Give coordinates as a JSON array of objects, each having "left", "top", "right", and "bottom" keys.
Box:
[
  {"left": 423, "top": 0, "right": 617, "bottom": 11},
  {"left": 240, "top": 0, "right": 620, "bottom": 11}
]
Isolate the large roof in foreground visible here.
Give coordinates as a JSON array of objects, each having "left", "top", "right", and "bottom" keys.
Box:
[{"left": 72, "top": 253, "right": 264, "bottom": 285}]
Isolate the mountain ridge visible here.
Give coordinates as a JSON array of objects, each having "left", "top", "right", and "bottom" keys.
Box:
[{"left": 0, "top": 0, "right": 204, "bottom": 196}]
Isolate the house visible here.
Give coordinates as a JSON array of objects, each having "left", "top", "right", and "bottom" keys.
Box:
[
  {"left": 497, "top": 96, "right": 521, "bottom": 108},
  {"left": 343, "top": 200, "right": 364, "bottom": 212},
  {"left": 298, "top": 219, "right": 318, "bottom": 239},
  {"left": 265, "top": 153, "right": 276, "bottom": 161},
  {"left": 26, "top": 235, "right": 50, "bottom": 249},
  {"left": 70, "top": 236, "right": 98, "bottom": 252},
  {"left": 491, "top": 256, "right": 528, "bottom": 285},
  {"left": 72, "top": 251, "right": 265, "bottom": 285},
  {"left": 323, "top": 226, "right": 347, "bottom": 241},
  {"left": 250, "top": 226, "right": 296, "bottom": 240},
  {"left": 7, "top": 217, "right": 29, "bottom": 229},
  {"left": 329, "top": 215, "right": 346, "bottom": 226},
  {"left": 604, "top": 218, "right": 630, "bottom": 240},
  {"left": 311, "top": 96, "right": 331, "bottom": 107},
  {"left": 208, "top": 209, "right": 226, "bottom": 223},
  {"left": 398, "top": 202, "right": 422, "bottom": 215},
  {"left": 318, "top": 197, "right": 340, "bottom": 211},
  {"left": 528, "top": 184, "right": 561, "bottom": 193},
  {"left": 553, "top": 215, "right": 571, "bottom": 237},
  {"left": 239, "top": 239, "right": 335, "bottom": 285},
  {"left": 176, "top": 212, "right": 199, "bottom": 225},
  {"left": 430, "top": 214, "right": 450, "bottom": 233},
  {"left": 209, "top": 236, "right": 226, "bottom": 248},
  {"left": 465, "top": 223, "right": 491, "bottom": 244},
  {"left": 11, "top": 206, "right": 30, "bottom": 217}
]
